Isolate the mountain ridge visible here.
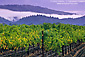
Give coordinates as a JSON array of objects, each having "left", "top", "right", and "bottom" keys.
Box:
[
  {"left": 13, "top": 15, "right": 85, "bottom": 26},
  {"left": 0, "top": 5, "right": 76, "bottom": 15},
  {"left": 0, "top": 15, "right": 85, "bottom": 26}
]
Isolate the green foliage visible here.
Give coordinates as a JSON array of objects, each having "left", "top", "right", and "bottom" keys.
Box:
[{"left": 0, "top": 23, "right": 85, "bottom": 54}]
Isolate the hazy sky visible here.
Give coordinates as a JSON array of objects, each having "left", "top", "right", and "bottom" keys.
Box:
[{"left": 0, "top": 0, "right": 85, "bottom": 14}]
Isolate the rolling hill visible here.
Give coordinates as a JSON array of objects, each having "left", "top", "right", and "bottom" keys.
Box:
[
  {"left": 13, "top": 15, "right": 85, "bottom": 26},
  {"left": 0, "top": 17, "right": 11, "bottom": 25}
]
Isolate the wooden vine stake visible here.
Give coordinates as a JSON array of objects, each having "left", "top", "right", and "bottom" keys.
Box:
[{"left": 42, "top": 31, "right": 44, "bottom": 57}]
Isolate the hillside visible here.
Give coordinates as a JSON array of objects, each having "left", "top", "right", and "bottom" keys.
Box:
[
  {"left": 0, "top": 17, "right": 11, "bottom": 25},
  {"left": 0, "top": 15, "right": 85, "bottom": 26},
  {"left": 13, "top": 15, "right": 85, "bottom": 26},
  {"left": 61, "top": 16, "right": 85, "bottom": 25},
  {"left": 0, "top": 5, "right": 75, "bottom": 15}
]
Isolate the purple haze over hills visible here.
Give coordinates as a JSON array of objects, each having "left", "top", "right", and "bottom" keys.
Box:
[{"left": 0, "top": 0, "right": 85, "bottom": 14}]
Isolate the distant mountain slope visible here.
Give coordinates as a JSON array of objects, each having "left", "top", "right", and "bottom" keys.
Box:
[
  {"left": 14, "top": 15, "right": 85, "bottom": 26},
  {"left": 13, "top": 15, "right": 60, "bottom": 25},
  {"left": 0, "top": 17, "right": 11, "bottom": 25},
  {"left": 0, "top": 5, "right": 75, "bottom": 15},
  {"left": 59, "top": 16, "right": 85, "bottom": 25}
]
